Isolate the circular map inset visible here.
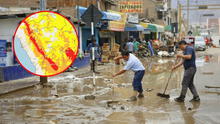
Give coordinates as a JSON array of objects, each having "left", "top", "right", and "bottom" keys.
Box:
[{"left": 13, "top": 11, "right": 79, "bottom": 77}]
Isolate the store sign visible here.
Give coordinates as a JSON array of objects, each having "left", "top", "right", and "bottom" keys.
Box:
[
  {"left": 108, "top": 11, "right": 127, "bottom": 31},
  {"left": 103, "top": 12, "right": 121, "bottom": 21},
  {"left": 127, "top": 13, "right": 139, "bottom": 24},
  {"left": 0, "top": 57, "right": 6, "bottom": 67},
  {"left": 119, "top": 1, "right": 143, "bottom": 13},
  {"left": 0, "top": 40, "right": 7, "bottom": 66},
  {"left": 0, "top": 40, "right": 7, "bottom": 57}
]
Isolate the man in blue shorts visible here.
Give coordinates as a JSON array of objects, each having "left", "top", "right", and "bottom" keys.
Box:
[
  {"left": 113, "top": 51, "right": 145, "bottom": 101},
  {"left": 172, "top": 40, "right": 200, "bottom": 102}
]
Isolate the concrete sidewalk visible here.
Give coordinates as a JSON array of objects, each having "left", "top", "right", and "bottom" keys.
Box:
[
  {"left": 0, "top": 76, "right": 39, "bottom": 95},
  {"left": 0, "top": 64, "right": 105, "bottom": 95}
]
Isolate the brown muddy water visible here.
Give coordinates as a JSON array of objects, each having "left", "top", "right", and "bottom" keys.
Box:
[{"left": 0, "top": 50, "right": 220, "bottom": 124}]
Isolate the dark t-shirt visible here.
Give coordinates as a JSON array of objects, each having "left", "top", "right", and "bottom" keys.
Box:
[{"left": 183, "top": 46, "right": 196, "bottom": 69}]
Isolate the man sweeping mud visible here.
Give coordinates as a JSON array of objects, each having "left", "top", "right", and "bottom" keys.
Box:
[
  {"left": 113, "top": 51, "right": 145, "bottom": 101},
  {"left": 172, "top": 40, "right": 200, "bottom": 102}
]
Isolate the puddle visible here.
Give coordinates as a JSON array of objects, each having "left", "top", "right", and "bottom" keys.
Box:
[
  {"left": 196, "top": 54, "right": 216, "bottom": 67},
  {"left": 196, "top": 56, "right": 207, "bottom": 67}
]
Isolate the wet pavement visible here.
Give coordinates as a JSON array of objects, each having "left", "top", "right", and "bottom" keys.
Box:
[{"left": 0, "top": 48, "right": 220, "bottom": 124}]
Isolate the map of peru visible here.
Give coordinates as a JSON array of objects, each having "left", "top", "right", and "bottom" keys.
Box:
[{"left": 14, "top": 11, "right": 78, "bottom": 76}]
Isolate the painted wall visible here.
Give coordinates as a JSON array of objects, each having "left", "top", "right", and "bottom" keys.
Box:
[{"left": 0, "top": 18, "right": 24, "bottom": 66}]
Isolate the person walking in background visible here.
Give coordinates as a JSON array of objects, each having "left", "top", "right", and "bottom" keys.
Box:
[
  {"left": 87, "top": 38, "right": 100, "bottom": 72},
  {"left": 172, "top": 40, "right": 200, "bottom": 102},
  {"left": 120, "top": 38, "right": 128, "bottom": 52},
  {"left": 126, "top": 38, "right": 134, "bottom": 53},
  {"left": 113, "top": 51, "right": 145, "bottom": 101},
  {"left": 205, "top": 37, "right": 209, "bottom": 48},
  {"left": 147, "top": 39, "right": 154, "bottom": 56},
  {"left": 209, "top": 38, "right": 213, "bottom": 47},
  {"left": 133, "top": 38, "right": 140, "bottom": 54}
]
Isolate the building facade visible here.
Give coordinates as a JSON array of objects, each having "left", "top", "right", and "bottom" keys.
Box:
[{"left": 0, "top": 0, "right": 118, "bottom": 81}]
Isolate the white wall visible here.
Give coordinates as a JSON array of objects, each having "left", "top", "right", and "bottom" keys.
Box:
[
  {"left": 0, "top": 17, "right": 24, "bottom": 66},
  {"left": 0, "top": 18, "right": 23, "bottom": 41}
]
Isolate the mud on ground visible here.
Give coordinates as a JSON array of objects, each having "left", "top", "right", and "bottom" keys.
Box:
[{"left": 0, "top": 48, "right": 220, "bottom": 124}]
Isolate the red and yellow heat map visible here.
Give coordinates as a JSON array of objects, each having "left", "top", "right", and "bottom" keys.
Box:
[{"left": 13, "top": 11, "right": 78, "bottom": 76}]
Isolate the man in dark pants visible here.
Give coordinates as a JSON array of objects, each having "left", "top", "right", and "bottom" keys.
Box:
[
  {"left": 172, "top": 40, "right": 200, "bottom": 102},
  {"left": 113, "top": 51, "right": 145, "bottom": 101}
]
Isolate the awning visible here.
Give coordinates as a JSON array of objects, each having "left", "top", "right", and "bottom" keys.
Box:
[
  {"left": 149, "top": 24, "right": 164, "bottom": 32},
  {"left": 124, "top": 23, "right": 145, "bottom": 31},
  {"left": 140, "top": 22, "right": 164, "bottom": 32},
  {"left": 147, "top": 24, "right": 157, "bottom": 32},
  {"left": 78, "top": 6, "right": 121, "bottom": 21},
  {"left": 164, "top": 25, "right": 172, "bottom": 31}
]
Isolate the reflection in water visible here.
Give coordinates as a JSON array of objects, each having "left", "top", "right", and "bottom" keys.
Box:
[
  {"left": 51, "top": 84, "right": 58, "bottom": 96},
  {"left": 196, "top": 54, "right": 214, "bottom": 67},
  {"left": 218, "top": 56, "right": 220, "bottom": 64},
  {"left": 133, "top": 111, "right": 146, "bottom": 124},
  {"left": 177, "top": 102, "right": 201, "bottom": 124},
  {"left": 132, "top": 99, "right": 146, "bottom": 124},
  {"left": 196, "top": 56, "right": 206, "bottom": 67}
]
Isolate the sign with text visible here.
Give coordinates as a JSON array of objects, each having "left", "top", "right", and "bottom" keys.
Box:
[
  {"left": 0, "top": 40, "right": 7, "bottom": 67},
  {"left": 127, "top": 13, "right": 139, "bottom": 24},
  {"left": 108, "top": 11, "right": 127, "bottom": 31},
  {"left": 0, "top": 40, "right": 7, "bottom": 57},
  {"left": 119, "top": 1, "right": 143, "bottom": 13}
]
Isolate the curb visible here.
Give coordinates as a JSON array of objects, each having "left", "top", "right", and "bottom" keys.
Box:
[{"left": 0, "top": 77, "right": 39, "bottom": 95}]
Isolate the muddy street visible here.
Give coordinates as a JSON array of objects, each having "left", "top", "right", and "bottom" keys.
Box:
[{"left": 0, "top": 48, "right": 220, "bottom": 124}]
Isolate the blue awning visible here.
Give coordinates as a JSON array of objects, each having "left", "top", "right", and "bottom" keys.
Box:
[
  {"left": 77, "top": 6, "right": 121, "bottom": 21},
  {"left": 125, "top": 24, "right": 145, "bottom": 31}
]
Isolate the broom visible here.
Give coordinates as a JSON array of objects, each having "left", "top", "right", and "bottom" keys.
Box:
[
  {"left": 157, "top": 70, "right": 173, "bottom": 98},
  {"left": 157, "top": 57, "right": 180, "bottom": 98}
]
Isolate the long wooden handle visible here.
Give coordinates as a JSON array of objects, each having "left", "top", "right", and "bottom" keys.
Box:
[{"left": 163, "top": 70, "right": 173, "bottom": 94}]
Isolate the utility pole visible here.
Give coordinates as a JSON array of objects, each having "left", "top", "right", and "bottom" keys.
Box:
[
  {"left": 178, "top": 1, "right": 182, "bottom": 39},
  {"left": 97, "top": 0, "right": 101, "bottom": 10},
  {"left": 39, "top": 0, "right": 48, "bottom": 85},
  {"left": 77, "top": 0, "right": 83, "bottom": 54},
  {"left": 187, "top": 0, "right": 190, "bottom": 32},
  {"left": 40, "top": 0, "right": 46, "bottom": 10},
  {"left": 91, "top": 5, "right": 95, "bottom": 73}
]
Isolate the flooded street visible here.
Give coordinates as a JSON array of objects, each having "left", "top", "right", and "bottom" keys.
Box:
[{"left": 1, "top": 48, "right": 220, "bottom": 124}]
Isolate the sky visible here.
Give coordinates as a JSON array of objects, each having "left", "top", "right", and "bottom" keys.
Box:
[{"left": 172, "top": 0, "right": 220, "bottom": 25}]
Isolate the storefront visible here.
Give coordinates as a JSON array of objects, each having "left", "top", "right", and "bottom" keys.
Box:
[
  {"left": 124, "top": 13, "right": 143, "bottom": 40},
  {"left": 99, "top": 11, "right": 127, "bottom": 49},
  {"left": 78, "top": 6, "right": 122, "bottom": 51},
  {"left": 125, "top": 23, "right": 145, "bottom": 40},
  {"left": 140, "top": 22, "right": 165, "bottom": 41}
]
